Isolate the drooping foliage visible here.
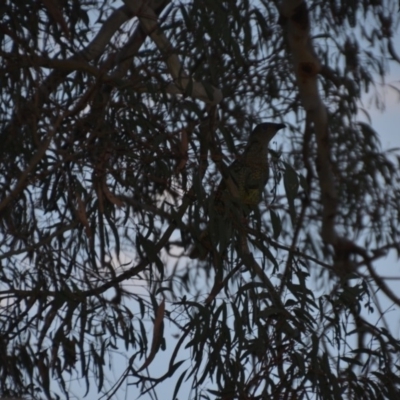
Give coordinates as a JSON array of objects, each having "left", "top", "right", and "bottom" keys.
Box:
[{"left": 1, "top": 0, "right": 400, "bottom": 399}]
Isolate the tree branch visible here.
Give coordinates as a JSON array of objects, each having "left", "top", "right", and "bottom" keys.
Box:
[
  {"left": 281, "top": 0, "right": 371, "bottom": 274},
  {"left": 281, "top": 0, "right": 338, "bottom": 246},
  {"left": 122, "top": 0, "right": 223, "bottom": 105}
]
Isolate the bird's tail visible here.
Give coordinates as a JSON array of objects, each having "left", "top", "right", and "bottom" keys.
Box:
[{"left": 189, "top": 230, "right": 213, "bottom": 260}]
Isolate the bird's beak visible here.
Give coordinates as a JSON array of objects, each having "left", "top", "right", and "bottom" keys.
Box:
[{"left": 276, "top": 123, "right": 286, "bottom": 131}]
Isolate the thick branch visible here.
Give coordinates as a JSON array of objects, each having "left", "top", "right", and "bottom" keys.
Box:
[
  {"left": 122, "top": 0, "right": 223, "bottom": 105},
  {"left": 2, "top": 5, "right": 134, "bottom": 142},
  {"left": 41, "top": 5, "right": 134, "bottom": 97},
  {"left": 281, "top": 0, "right": 338, "bottom": 245}
]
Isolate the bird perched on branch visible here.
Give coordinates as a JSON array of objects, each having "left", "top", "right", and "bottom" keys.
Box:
[{"left": 190, "top": 122, "right": 285, "bottom": 259}]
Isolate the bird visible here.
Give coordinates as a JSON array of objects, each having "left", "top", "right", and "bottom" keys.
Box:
[{"left": 190, "top": 122, "right": 285, "bottom": 259}]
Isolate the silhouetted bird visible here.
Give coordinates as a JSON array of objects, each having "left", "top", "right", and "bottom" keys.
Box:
[{"left": 190, "top": 122, "right": 285, "bottom": 259}]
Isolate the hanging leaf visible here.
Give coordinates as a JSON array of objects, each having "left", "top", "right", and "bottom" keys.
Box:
[
  {"left": 270, "top": 209, "right": 281, "bottom": 239},
  {"left": 284, "top": 162, "right": 299, "bottom": 225}
]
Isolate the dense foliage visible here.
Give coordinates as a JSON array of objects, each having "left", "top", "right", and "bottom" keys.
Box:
[{"left": 1, "top": 0, "right": 400, "bottom": 399}]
